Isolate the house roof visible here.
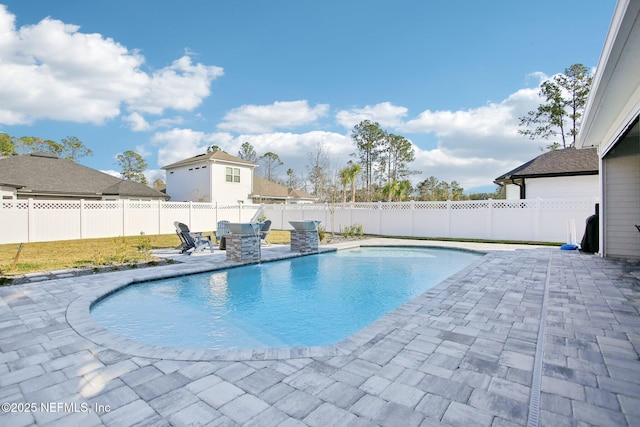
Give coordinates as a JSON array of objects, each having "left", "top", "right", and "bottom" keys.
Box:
[
  {"left": 252, "top": 176, "right": 316, "bottom": 201},
  {"left": 0, "top": 153, "right": 168, "bottom": 199},
  {"left": 161, "top": 150, "right": 257, "bottom": 169},
  {"left": 576, "top": 0, "right": 640, "bottom": 153},
  {"left": 494, "top": 147, "right": 599, "bottom": 183}
]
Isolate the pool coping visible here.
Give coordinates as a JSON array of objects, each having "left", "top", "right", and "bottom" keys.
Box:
[{"left": 66, "top": 239, "right": 496, "bottom": 361}]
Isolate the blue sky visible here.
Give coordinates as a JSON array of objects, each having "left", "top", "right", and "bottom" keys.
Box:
[{"left": 0, "top": 1, "right": 617, "bottom": 193}]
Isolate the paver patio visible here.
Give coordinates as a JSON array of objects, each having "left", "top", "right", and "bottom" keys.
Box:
[{"left": 0, "top": 239, "right": 639, "bottom": 426}]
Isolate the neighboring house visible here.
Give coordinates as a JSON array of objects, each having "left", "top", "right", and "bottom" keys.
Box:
[
  {"left": 252, "top": 176, "right": 316, "bottom": 204},
  {"left": 494, "top": 147, "right": 599, "bottom": 200},
  {"left": 162, "top": 150, "right": 257, "bottom": 203},
  {"left": 163, "top": 150, "right": 317, "bottom": 204},
  {"left": 576, "top": 0, "right": 640, "bottom": 260},
  {"left": 0, "top": 152, "right": 168, "bottom": 201}
]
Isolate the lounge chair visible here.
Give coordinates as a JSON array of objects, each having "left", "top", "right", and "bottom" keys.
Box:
[
  {"left": 259, "top": 219, "right": 271, "bottom": 245},
  {"left": 215, "top": 220, "right": 230, "bottom": 249},
  {"left": 174, "top": 221, "right": 214, "bottom": 254}
]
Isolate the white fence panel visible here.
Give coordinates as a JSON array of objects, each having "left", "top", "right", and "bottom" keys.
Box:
[
  {"left": 1, "top": 200, "right": 29, "bottom": 243},
  {"left": 538, "top": 199, "right": 593, "bottom": 243},
  {"left": 159, "top": 202, "right": 192, "bottom": 235},
  {"left": 380, "top": 203, "right": 413, "bottom": 236},
  {"left": 412, "top": 202, "right": 450, "bottom": 238},
  {"left": 0, "top": 198, "right": 596, "bottom": 244},
  {"left": 31, "top": 200, "right": 82, "bottom": 242},
  {"left": 263, "top": 198, "right": 598, "bottom": 244},
  {"left": 82, "top": 200, "right": 124, "bottom": 239},
  {"left": 490, "top": 200, "right": 538, "bottom": 241},
  {"left": 449, "top": 201, "right": 490, "bottom": 239}
]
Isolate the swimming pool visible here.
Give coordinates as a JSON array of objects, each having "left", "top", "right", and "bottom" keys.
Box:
[{"left": 91, "top": 247, "right": 482, "bottom": 349}]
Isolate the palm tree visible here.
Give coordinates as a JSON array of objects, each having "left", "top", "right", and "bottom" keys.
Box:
[
  {"left": 339, "top": 167, "right": 350, "bottom": 203},
  {"left": 347, "top": 163, "right": 361, "bottom": 203},
  {"left": 339, "top": 163, "right": 362, "bottom": 203}
]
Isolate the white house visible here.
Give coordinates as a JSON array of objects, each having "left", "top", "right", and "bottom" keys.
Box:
[
  {"left": 494, "top": 147, "right": 599, "bottom": 200},
  {"left": 576, "top": 0, "right": 640, "bottom": 260},
  {"left": 162, "top": 150, "right": 257, "bottom": 204}
]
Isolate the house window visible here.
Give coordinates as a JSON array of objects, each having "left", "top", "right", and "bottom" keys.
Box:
[{"left": 226, "top": 167, "right": 240, "bottom": 183}]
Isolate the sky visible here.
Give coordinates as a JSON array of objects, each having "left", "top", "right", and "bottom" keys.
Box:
[{"left": 0, "top": 0, "right": 618, "bottom": 194}]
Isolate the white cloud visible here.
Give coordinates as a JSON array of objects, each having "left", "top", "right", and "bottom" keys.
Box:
[
  {"left": 401, "top": 87, "right": 543, "bottom": 160},
  {"left": 218, "top": 100, "right": 330, "bottom": 133},
  {"left": 151, "top": 128, "right": 235, "bottom": 167},
  {"left": 0, "top": 6, "right": 223, "bottom": 125},
  {"left": 123, "top": 113, "right": 151, "bottom": 132},
  {"left": 335, "top": 102, "right": 409, "bottom": 129},
  {"left": 100, "top": 169, "right": 121, "bottom": 178},
  {"left": 123, "top": 112, "right": 185, "bottom": 132},
  {"left": 127, "top": 55, "right": 223, "bottom": 115}
]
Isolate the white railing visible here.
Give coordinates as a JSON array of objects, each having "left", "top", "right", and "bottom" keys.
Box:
[
  {"left": 0, "top": 199, "right": 260, "bottom": 244},
  {"left": 264, "top": 198, "right": 599, "bottom": 244},
  {"left": 0, "top": 198, "right": 598, "bottom": 244}
]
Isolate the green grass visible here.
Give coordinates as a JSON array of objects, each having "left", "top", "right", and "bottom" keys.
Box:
[{"left": 0, "top": 230, "right": 292, "bottom": 276}]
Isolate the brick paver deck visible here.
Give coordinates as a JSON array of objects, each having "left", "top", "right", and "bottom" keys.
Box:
[{"left": 1, "top": 239, "right": 638, "bottom": 426}]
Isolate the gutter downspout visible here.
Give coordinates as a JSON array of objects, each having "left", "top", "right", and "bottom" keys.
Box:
[{"left": 510, "top": 178, "right": 526, "bottom": 199}]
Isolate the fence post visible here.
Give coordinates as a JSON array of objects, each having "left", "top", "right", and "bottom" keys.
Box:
[
  {"left": 410, "top": 200, "right": 415, "bottom": 237},
  {"left": 447, "top": 200, "right": 452, "bottom": 238},
  {"left": 378, "top": 201, "right": 383, "bottom": 235},
  {"left": 280, "top": 204, "right": 284, "bottom": 229},
  {"left": 534, "top": 198, "right": 542, "bottom": 241},
  {"left": 350, "top": 202, "right": 354, "bottom": 227},
  {"left": 189, "top": 201, "right": 193, "bottom": 227},
  {"left": 27, "top": 198, "right": 34, "bottom": 243},
  {"left": 80, "top": 199, "right": 85, "bottom": 239},
  {"left": 325, "top": 203, "right": 329, "bottom": 232},
  {"left": 488, "top": 199, "right": 493, "bottom": 239},
  {"left": 157, "top": 200, "right": 162, "bottom": 235},
  {"left": 121, "top": 199, "right": 126, "bottom": 236}
]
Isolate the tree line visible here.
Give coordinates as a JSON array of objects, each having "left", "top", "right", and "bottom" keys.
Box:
[{"left": 235, "top": 120, "right": 504, "bottom": 203}]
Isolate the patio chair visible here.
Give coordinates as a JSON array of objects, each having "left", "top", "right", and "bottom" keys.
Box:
[
  {"left": 174, "top": 221, "right": 214, "bottom": 254},
  {"left": 259, "top": 219, "right": 272, "bottom": 245},
  {"left": 215, "top": 220, "right": 230, "bottom": 249}
]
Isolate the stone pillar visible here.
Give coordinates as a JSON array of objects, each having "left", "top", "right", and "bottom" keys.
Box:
[
  {"left": 290, "top": 230, "right": 319, "bottom": 253},
  {"left": 226, "top": 234, "right": 261, "bottom": 262}
]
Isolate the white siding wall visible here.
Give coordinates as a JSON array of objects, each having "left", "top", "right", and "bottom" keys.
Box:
[
  {"left": 525, "top": 175, "right": 600, "bottom": 200},
  {"left": 165, "top": 162, "right": 211, "bottom": 202},
  {"left": 603, "top": 130, "right": 640, "bottom": 259},
  {"left": 209, "top": 163, "right": 253, "bottom": 205},
  {"left": 166, "top": 161, "right": 254, "bottom": 204},
  {"left": 0, "top": 186, "right": 16, "bottom": 199},
  {"left": 505, "top": 184, "right": 521, "bottom": 200}
]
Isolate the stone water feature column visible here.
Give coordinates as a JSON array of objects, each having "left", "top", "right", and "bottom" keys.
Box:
[
  {"left": 289, "top": 220, "right": 321, "bottom": 254},
  {"left": 226, "top": 223, "right": 261, "bottom": 262}
]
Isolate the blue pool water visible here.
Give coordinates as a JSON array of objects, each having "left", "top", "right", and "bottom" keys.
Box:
[{"left": 91, "top": 247, "right": 482, "bottom": 349}]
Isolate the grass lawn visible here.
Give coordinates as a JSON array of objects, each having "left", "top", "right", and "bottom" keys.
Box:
[{"left": 0, "top": 230, "right": 291, "bottom": 276}]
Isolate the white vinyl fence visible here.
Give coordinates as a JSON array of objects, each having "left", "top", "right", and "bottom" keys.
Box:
[
  {"left": 0, "top": 199, "right": 260, "bottom": 244},
  {"left": 264, "top": 198, "right": 599, "bottom": 244},
  {"left": 0, "top": 198, "right": 598, "bottom": 245}
]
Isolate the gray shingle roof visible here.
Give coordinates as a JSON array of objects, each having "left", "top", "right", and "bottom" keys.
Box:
[
  {"left": 494, "top": 147, "right": 599, "bottom": 183},
  {"left": 252, "top": 176, "right": 315, "bottom": 201},
  {"left": 162, "top": 150, "right": 257, "bottom": 169},
  {"left": 0, "top": 153, "right": 168, "bottom": 199}
]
